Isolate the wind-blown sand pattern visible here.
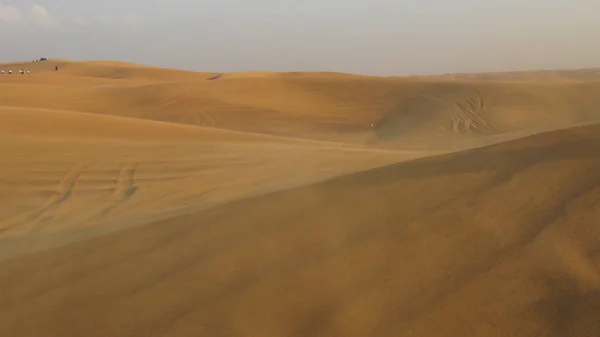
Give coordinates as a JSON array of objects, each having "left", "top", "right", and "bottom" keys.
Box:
[{"left": 1, "top": 60, "right": 600, "bottom": 336}]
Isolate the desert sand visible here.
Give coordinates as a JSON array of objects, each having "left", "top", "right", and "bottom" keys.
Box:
[{"left": 1, "top": 60, "right": 600, "bottom": 336}]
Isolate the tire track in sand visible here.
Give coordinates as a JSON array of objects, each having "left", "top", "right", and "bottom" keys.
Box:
[
  {"left": 0, "top": 162, "right": 92, "bottom": 235},
  {"left": 97, "top": 160, "right": 139, "bottom": 218}
]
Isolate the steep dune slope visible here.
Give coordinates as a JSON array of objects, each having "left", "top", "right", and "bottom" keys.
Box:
[
  {"left": 2, "top": 61, "right": 600, "bottom": 148},
  {"left": 2, "top": 122, "right": 600, "bottom": 337}
]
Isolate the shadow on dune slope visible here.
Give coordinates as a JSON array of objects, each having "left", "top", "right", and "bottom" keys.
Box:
[{"left": 2, "top": 122, "right": 600, "bottom": 337}]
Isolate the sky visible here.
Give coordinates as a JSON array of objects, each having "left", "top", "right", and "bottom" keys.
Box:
[{"left": 0, "top": 0, "right": 599, "bottom": 76}]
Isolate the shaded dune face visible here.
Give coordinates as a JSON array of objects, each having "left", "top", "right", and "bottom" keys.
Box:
[{"left": 1, "top": 60, "right": 600, "bottom": 337}]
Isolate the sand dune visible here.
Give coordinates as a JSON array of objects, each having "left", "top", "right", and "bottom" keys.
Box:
[
  {"left": 1, "top": 60, "right": 600, "bottom": 336},
  {"left": 2, "top": 61, "right": 600, "bottom": 148},
  {"left": 2, "top": 121, "right": 600, "bottom": 336},
  {"left": 0, "top": 105, "right": 421, "bottom": 260}
]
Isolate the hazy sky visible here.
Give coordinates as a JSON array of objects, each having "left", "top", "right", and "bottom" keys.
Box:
[{"left": 0, "top": 0, "right": 598, "bottom": 75}]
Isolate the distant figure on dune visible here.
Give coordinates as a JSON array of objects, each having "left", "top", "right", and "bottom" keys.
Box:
[
  {"left": 27, "top": 70, "right": 30, "bottom": 75},
  {"left": 0, "top": 70, "right": 4, "bottom": 75},
  {"left": 55, "top": 66, "right": 58, "bottom": 71},
  {"left": 8, "top": 70, "right": 12, "bottom": 75}
]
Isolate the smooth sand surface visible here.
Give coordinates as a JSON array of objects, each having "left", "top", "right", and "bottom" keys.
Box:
[{"left": 1, "top": 60, "right": 600, "bottom": 336}]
